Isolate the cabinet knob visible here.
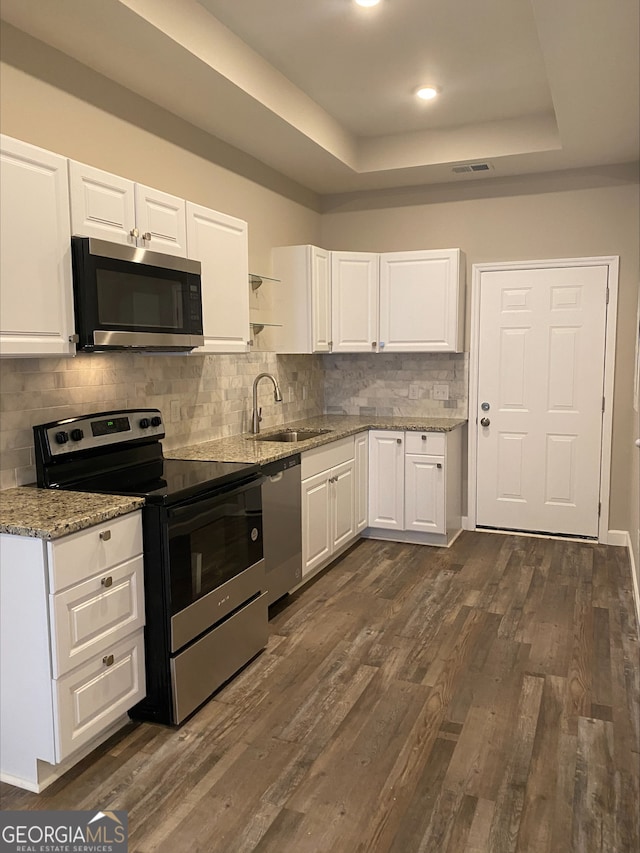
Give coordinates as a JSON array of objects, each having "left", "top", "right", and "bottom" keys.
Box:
[
  {"left": 142, "top": 231, "right": 151, "bottom": 241},
  {"left": 129, "top": 227, "right": 139, "bottom": 238},
  {"left": 421, "top": 434, "right": 427, "bottom": 440},
  {"left": 102, "top": 654, "right": 115, "bottom": 667},
  {"left": 480, "top": 417, "right": 490, "bottom": 427},
  {"left": 436, "top": 463, "right": 442, "bottom": 469},
  {"left": 101, "top": 576, "right": 113, "bottom": 588},
  {"left": 371, "top": 342, "right": 377, "bottom": 349},
  {"left": 396, "top": 438, "right": 402, "bottom": 445},
  {"left": 99, "top": 529, "right": 111, "bottom": 541}
]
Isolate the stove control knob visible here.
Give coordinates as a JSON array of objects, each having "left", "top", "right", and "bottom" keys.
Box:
[
  {"left": 151, "top": 416, "right": 162, "bottom": 427},
  {"left": 55, "top": 431, "right": 69, "bottom": 445},
  {"left": 70, "top": 428, "right": 84, "bottom": 442},
  {"left": 139, "top": 418, "right": 150, "bottom": 429}
]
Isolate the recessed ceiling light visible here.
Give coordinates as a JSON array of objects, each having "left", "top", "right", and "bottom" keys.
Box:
[
  {"left": 355, "top": 0, "right": 381, "bottom": 7},
  {"left": 416, "top": 86, "right": 439, "bottom": 100}
]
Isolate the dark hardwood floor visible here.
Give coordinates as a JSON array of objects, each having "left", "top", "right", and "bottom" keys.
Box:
[{"left": 2, "top": 531, "right": 639, "bottom": 852}]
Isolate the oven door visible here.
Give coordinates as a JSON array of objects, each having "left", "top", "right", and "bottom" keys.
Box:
[
  {"left": 71, "top": 236, "right": 203, "bottom": 351},
  {"left": 166, "top": 476, "right": 264, "bottom": 651}
]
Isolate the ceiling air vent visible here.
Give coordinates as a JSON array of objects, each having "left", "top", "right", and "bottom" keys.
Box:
[{"left": 451, "top": 162, "right": 493, "bottom": 174}]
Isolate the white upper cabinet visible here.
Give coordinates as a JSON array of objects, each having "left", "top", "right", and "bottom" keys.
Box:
[
  {"left": 0, "top": 135, "right": 75, "bottom": 357},
  {"left": 186, "top": 202, "right": 249, "bottom": 354},
  {"left": 134, "top": 184, "right": 187, "bottom": 257},
  {"left": 379, "top": 249, "right": 465, "bottom": 352},
  {"left": 331, "top": 251, "right": 378, "bottom": 353},
  {"left": 69, "top": 162, "right": 187, "bottom": 257},
  {"left": 273, "top": 245, "right": 331, "bottom": 353}
]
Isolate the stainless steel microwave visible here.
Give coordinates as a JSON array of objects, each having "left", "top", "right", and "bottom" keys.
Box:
[{"left": 71, "top": 237, "right": 204, "bottom": 352}]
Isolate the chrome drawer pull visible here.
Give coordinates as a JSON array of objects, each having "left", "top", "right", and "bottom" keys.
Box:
[
  {"left": 102, "top": 654, "right": 115, "bottom": 667},
  {"left": 101, "top": 576, "right": 113, "bottom": 588},
  {"left": 99, "top": 530, "right": 111, "bottom": 542}
]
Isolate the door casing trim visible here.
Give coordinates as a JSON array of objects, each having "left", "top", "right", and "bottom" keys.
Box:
[{"left": 467, "top": 256, "right": 619, "bottom": 543}]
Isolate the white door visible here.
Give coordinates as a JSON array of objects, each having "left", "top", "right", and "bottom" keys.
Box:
[
  {"left": 0, "top": 136, "right": 75, "bottom": 357},
  {"left": 134, "top": 184, "right": 187, "bottom": 257},
  {"left": 331, "top": 251, "right": 378, "bottom": 352},
  {"left": 186, "top": 202, "right": 249, "bottom": 353},
  {"left": 379, "top": 249, "right": 464, "bottom": 352},
  {"left": 405, "top": 454, "right": 445, "bottom": 534},
  {"left": 331, "top": 460, "right": 356, "bottom": 551},
  {"left": 69, "top": 161, "right": 136, "bottom": 244},
  {"left": 311, "top": 247, "right": 331, "bottom": 352},
  {"left": 476, "top": 265, "right": 609, "bottom": 537},
  {"left": 301, "top": 471, "right": 331, "bottom": 576},
  {"left": 368, "top": 431, "right": 405, "bottom": 530}
]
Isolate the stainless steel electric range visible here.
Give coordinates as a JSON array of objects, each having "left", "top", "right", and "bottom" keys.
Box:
[{"left": 33, "top": 409, "right": 267, "bottom": 725}]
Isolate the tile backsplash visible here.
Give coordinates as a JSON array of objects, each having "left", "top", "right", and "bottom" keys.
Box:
[
  {"left": 324, "top": 352, "right": 468, "bottom": 417},
  {"left": 0, "top": 350, "right": 467, "bottom": 490},
  {"left": 0, "top": 352, "right": 324, "bottom": 490}
]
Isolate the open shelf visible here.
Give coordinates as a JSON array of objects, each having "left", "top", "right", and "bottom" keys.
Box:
[{"left": 249, "top": 273, "right": 281, "bottom": 290}]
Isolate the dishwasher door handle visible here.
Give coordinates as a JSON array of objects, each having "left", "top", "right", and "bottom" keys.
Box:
[{"left": 268, "top": 472, "right": 284, "bottom": 483}]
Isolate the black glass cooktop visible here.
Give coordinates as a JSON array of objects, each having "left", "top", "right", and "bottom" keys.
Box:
[{"left": 66, "top": 457, "right": 260, "bottom": 505}]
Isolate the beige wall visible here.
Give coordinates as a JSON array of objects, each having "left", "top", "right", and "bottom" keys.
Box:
[{"left": 320, "top": 178, "right": 640, "bottom": 539}]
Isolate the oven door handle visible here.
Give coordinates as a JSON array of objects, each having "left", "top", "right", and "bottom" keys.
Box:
[{"left": 166, "top": 474, "right": 263, "bottom": 527}]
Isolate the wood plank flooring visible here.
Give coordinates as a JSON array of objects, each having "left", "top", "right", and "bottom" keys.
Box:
[{"left": 2, "top": 531, "right": 638, "bottom": 852}]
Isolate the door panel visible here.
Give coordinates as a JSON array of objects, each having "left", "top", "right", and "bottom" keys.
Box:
[
  {"left": 331, "top": 252, "right": 378, "bottom": 352},
  {"left": 476, "top": 265, "right": 608, "bottom": 537}
]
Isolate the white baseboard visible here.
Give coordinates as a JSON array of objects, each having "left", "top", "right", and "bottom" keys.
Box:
[
  {"left": 607, "top": 529, "right": 629, "bottom": 546},
  {"left": 621, "top": 530, "right": 640, "bottom": 639}
]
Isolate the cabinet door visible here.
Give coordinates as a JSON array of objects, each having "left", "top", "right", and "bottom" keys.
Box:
[
  {"left": 368, "top": 431, "right": 405, "bottom": 530},
  {"left": 331, "top": 252, "right": 378, "bottom": 353},
  {"left": 354, "top": 432, "right": 369, "bottom": 533},
  {"left": 68, "top": 161, "right": 136, "bottom": 245},
  {"left": 405, "top": 454, "right": 445, "bottom": 534},
  {"left": 301, "top": 471, "right": 331, "bottom": 576},
  {"left": 331, "top": 459, "right": 356, "bottom": 551},
  {"left": 311, "top": 246, "right": 331, "bottom": 353},
  {"left": 135, "top": 184, "right": 187, "bottom": 257},
  {"left": 379, "top": 249, "right": 464, "bottom": 352},
  {"left": 186, "top": 202, "right": 249, "bottom": 353},
  {"left": 0, "top": 136, "right": 75, "bottom": 357}
]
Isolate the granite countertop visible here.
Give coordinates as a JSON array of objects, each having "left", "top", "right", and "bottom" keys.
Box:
[
  {"left": 166, "top": 414, "right": 467, "bottom": 464},
  {"left": 0, "top": 488, "right": 144, "bottom": 540}
]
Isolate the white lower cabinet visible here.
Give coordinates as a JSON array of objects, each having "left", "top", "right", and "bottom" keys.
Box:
[
  {"left": 367, "top": 429, "right": 462, "bottom": 546},
  {"left": 301, "top": 437, "right": 358, "bottom": 578},
  {"left": 0, "top": 511, "right": 145, "bottom": 792},
  {"left": 354, "top": 432, "right": 369, "bottom": 533}
]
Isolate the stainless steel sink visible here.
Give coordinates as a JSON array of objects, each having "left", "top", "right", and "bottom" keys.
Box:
[{"left": 252, "top": 428, "right": 333, "bottom": 443}]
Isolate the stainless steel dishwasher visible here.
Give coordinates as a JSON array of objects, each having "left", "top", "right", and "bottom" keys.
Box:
[{"left": 261, "top": 454, "right": 302, "bottom": 605}]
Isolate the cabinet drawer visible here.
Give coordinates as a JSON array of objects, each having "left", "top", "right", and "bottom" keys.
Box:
[
  {"left": 404, "top": 432, "right": 446, "bottom": 456},
  {"left": 50, "top": 554, "right": 145, "bottom": 678},
  {"left": 54, "top": 629, "right": 145, "bottom": 762},
  {"left": 47, "top": 512, "right": 143, "bottom": 593},
  {"left": 301, "top": 436, "right": 354, "bottom": 480}
]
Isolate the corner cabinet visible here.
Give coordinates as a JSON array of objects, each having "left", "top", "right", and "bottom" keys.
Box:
[
  {"left": 186, "top": 203, "right": 250, "bottom": 353},
  {"left": 0, "top": 512, "right": 146, "bottom": 792},
  {"left": 367, "top": 428, "right": 463, "bottom": 546},
  {"left": 0, "top": 136, "right": 75, "bottom": 357},
  {"left": 272, "top": 245, "right": 331, "bottom": 353},
  {"left": 68, "top": 161, "right": 187, "bottom": 257},
  {"left": 379, "top": 250, "right": 465, "bottom": 352}
]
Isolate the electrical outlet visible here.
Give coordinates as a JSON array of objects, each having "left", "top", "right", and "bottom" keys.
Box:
[
  {"left": 409, "top": 384, "right": 420, "bottom": 400},
  {"left": 432, "top": 384, "right": 450, "bottom": 401},
  {"left": 302, "top": 386, "right": 308, "bottom": 401},
  {"left": 170, "top": 400, "right": 181, "bottom": 422}
]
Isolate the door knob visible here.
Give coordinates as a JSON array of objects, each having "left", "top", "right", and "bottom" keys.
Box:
[
  {"left": 480, "top": 417, "right": 490, "bottom": 427},
  {"left": 481, "top": 402, "right": 490, "bottom": 411}
]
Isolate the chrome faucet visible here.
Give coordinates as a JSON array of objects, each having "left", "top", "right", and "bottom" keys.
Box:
[{"left": 251, "top": 372, "right": 283, "bottom": 433}]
